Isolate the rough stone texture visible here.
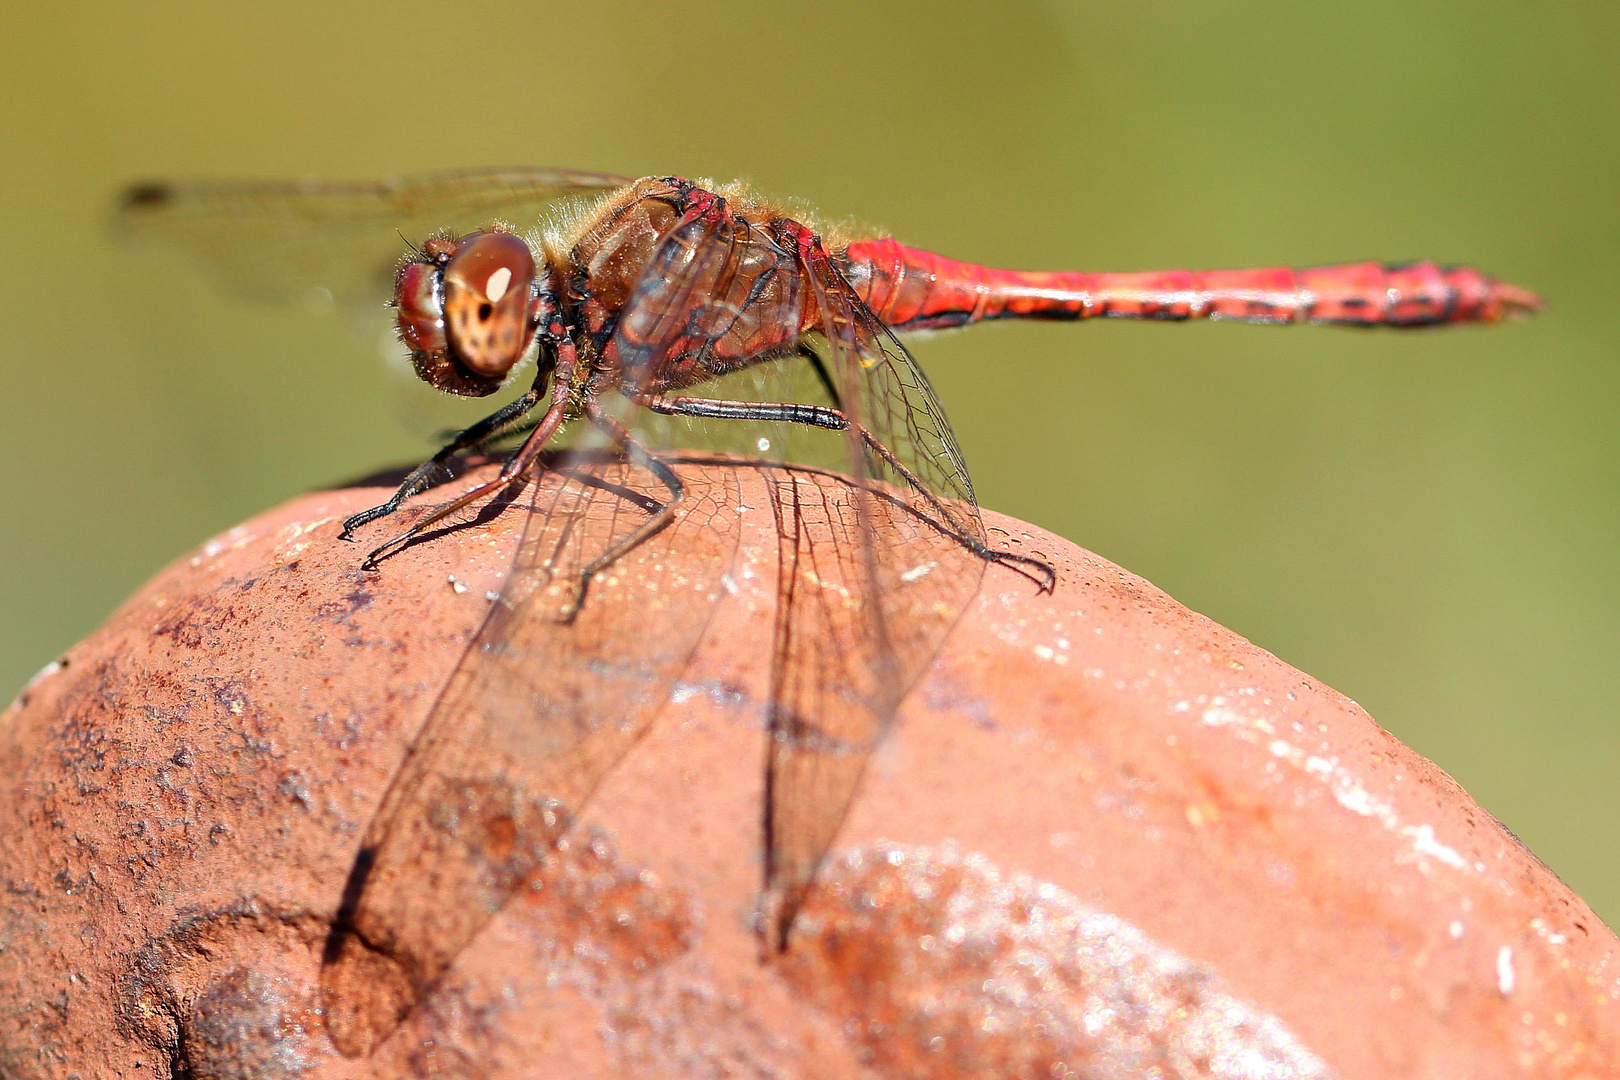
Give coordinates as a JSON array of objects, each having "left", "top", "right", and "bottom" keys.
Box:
[{"left": 1, "top": 461, "right": 1615, "bottom": 1079}]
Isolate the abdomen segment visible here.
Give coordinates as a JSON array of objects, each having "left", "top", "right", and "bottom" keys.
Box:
[{"left": 840, "top": 238, "right": 1542, "bottom": 331}]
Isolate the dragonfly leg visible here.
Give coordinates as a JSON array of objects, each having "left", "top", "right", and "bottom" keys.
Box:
[
  {"left": 797, "top": 343, "right": 844, "bottom": 411},
  {"left": 644, "top": 394, "right": 1056, "bottom": 592},
  {"left": 559, "top": 402, "right": 686, "bottom": 620},
  {"left": 340, "top": 375, "right": 549, "bottom": 540},
  {"left": 359, "top": 351, "right": 581, "bottom": 568}
]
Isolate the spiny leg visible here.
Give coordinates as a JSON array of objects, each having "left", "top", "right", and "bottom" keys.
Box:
[
  {"left": 340, "top": 377, "right": 547, "bottom": 539},
  {"left": 798, "top": 343, "right": 843, "bottom": 412},
  {"left": 359, "top": 349, "right": 582, "bottom": 568},
  {"left": 643, "top": 394, "right": 1056, "bottom": 591},
  {"left": 558, "top": 402, "right": 686, "bottom": 620}
]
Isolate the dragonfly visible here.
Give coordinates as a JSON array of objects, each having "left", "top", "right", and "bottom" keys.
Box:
[{"left": 118, "top": 166, "right": 1541, "bottom": 1055}]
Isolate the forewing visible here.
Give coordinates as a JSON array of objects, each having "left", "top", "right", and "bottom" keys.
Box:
[
  {"left": 599, "top": 200, "right": 990, "bottom": 945},
  {"left": 116, "top": 165, "right": 628, "bottom": 310},
  {"left": 321, "top": 453, "right": 739, "bottom": 1056},
  {"left": 320, "top": 196, "right": 792, "bottom": 1055},
  {"left": 763, "top": 245, "right": 987, "bottom": 943},
  {"left": 807, "top": 244, "right": 978, "bottom": 510}
]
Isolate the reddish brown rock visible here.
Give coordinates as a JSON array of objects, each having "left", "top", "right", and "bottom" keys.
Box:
[{"left": 1, "top": 461, "right": 1614, "bottom": 1079}]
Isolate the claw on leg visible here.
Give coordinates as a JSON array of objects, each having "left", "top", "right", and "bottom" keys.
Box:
[
  {"left": 340, "top": 378, "right": 552, "bottom": 544},
  {"left": 989, "top": 549, "right": 1058, "bottom": 593},
  {"left": 360, "top": 472, "right": 531, "bottom": 570},
  {"left": 342, "top": 498, "right": 407, "bottom": 541},
  {"left": 355, "top": 367, "right": 575, "bottom": 569}
]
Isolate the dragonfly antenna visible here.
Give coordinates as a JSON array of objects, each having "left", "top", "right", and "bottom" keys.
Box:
[{"left": 397, "top": 229, "right": 426, "bottom": 259}]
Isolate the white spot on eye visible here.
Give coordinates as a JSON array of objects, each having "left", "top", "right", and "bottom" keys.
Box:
[
  {"left": 1497, "top": 945, "right": 1515, "bottom": 995},
  {"left": 484, "top": 266, "right": 513, "bottom": 303}
]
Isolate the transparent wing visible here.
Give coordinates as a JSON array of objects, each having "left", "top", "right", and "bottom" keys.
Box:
[
  {"left": 321, "top": 451, "right": 740, "bottom": 1056},
  {"left": 803, "top": 245, "right": 978, "bottom": 511},
  {"left": 588, "top": 192, "right": 989, "bottom": 944},
  {"left": 320, "top": 195, "right": 780, "bottom": 1055},
  {"left": 759, "top": 243, "right": 986, "bottom": 943},
  {"left": 115, "top": 165, "right": 629, "bottom": 310}
]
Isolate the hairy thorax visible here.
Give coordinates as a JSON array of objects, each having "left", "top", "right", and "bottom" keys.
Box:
[{"left": 547, "top": 178, "right": 850, "bottom": 396}]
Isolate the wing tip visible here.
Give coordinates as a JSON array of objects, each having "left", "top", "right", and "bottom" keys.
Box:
[{"left": 117, "top": 181, "right": 177, "bottom": 217}]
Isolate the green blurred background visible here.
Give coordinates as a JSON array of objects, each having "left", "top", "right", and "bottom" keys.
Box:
[{"left": 1, "top": 2, "right": 1614, "bottom": 920}]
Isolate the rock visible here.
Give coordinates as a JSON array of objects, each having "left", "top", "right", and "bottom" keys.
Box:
[{"left": 1, "top": 461, "right": 1614, "bottom": 1079}]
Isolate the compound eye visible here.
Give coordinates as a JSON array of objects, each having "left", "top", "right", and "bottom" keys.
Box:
[
  {"left": 442, "top": 231, "right": 537, "bottom": 379},
  {"left": 394, "top": 259, "right": 447, "bottom": 355}
]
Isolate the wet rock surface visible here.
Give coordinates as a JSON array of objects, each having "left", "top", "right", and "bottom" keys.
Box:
[{"left": 1, "top": 461, "right": 1615, "bottom": 1078}]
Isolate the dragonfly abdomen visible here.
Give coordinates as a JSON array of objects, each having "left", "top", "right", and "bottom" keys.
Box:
[{"left": 842, "top": 238, "right": 1542, "bottom": 330}]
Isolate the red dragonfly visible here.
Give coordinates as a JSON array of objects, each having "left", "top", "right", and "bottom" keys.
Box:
[{"left": 119, "top": 166, "right": 1540, "bottom": 1054}]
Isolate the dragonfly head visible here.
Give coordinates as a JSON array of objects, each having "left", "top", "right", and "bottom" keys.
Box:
[{"left": 394, "top": 228, "right": 539, "bottom": 397}]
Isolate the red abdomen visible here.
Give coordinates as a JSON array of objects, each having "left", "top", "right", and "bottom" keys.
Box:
[{"left": 841, "top": 238, "right": 1542, "bottom": 331}]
